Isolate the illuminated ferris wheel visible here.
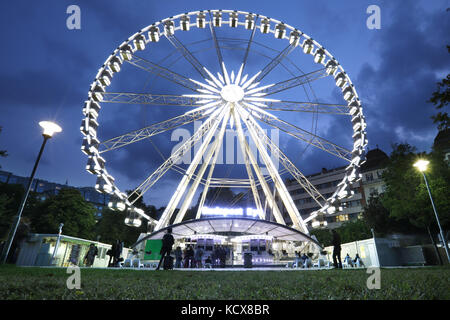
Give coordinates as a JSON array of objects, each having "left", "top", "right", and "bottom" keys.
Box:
[{"left": 80, "top": 10, "right": 367, "bottom": 235}]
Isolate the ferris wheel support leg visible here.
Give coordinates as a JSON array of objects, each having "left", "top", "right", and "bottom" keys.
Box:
[
  {"left": 231, "top": 108, "right": 264, "bottom": 219},
  {"left": 174, "top": 110, "right": 231, "bottom": 224},
  {"left": 237, "top": 106, "right": 308, "bottom": 234},
  {"left": 155, "top": 107, "right": 227, "bottom": 230},
  {"left": 233, "top": 107, "right": 285, "bottom": 225}
]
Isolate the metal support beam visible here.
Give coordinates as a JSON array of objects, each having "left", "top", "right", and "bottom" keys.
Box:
[
  {"left": 237, "top": 105, "right": 309, "bottom": 233},
  {"left": 208, "top": 12, "right": 225, "bottom": 78},
  {"left": 233, "top": 106, "right": 285, "bottom": 225},
  {"left": 165, "top": 33, "right": 212, "bottom": 81},
  {"left": 241, "top": 14, "right": 258, "bottom": 74},
  {"left": 101, "top": 92, "right": 205, "bottom": 106},
  {"left": 126, "top": 54, "right": 200, "bottom": 92},
  {"left": 174, "top": 109, "right": 231, "bottom": 223},
  {"left": 99, "top": 106, "right": 214, "bottom": 153},
  {"left": 127, "top": 107, "right": 225, "bottom": 206},
  {"left": 247, "top": 100, "right": 350, "bottom": 115},
  {"left": 231, "top": 107, "right": 264, "bottom": 219},
  {"left": 155, "top": 106, "right": 228, "bottom": 230},
  {"left": 258, "top": 68, "right": 328, "bottom": 97},
  {"left": 243, "top": 107, "right": 326, "bottom": 207},
  {"left": 246, "top": 107, "right": 352, "bottom": 162},
  {"left": 254, "top": 43, "right": 296, "bottom": 83}
]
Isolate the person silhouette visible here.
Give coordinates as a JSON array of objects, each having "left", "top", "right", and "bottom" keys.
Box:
[
  {"left": 331, "top": 230, "right": 342, "bottom": 269},
  {"left": 156, "top": 228, "right": 174, "bottom": 270}
]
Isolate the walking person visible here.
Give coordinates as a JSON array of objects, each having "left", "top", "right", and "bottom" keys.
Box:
[
  {"left": 113, "top": 239, "right": 123, "bottom": 267},
  {"left": 156, "top": 228, "right": 175, "bottom": 270},
  {"left": 174, "top": 246, "right": 183, "bottom": 268},
  {"left": 194, "top": 246, "right": 204, "bottom": 268},
  {"left": 218, "top": 245, "right": 226, "bottom": 268},
  {"left": 84, "top": 243, "right": 98, "bottom": 267},
  {"left": 331, "top": 230, "right": 342, "bottom": 269},
  {"left": 184, "top": 245, "right": 194, "bottom": 268}
]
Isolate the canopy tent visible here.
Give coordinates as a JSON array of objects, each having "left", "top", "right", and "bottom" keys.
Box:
[{"left": 132, "top": 217, "right": 322, "bottom": 248}]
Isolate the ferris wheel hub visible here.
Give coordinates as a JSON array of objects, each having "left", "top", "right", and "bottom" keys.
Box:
[{"left": 220, "top": 84, "right": 244, "bottom": 103}]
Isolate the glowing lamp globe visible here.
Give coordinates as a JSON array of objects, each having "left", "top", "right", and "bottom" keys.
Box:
[
  {"left": 413, "top": 159, "right": 429, "bottom": 172},
  {"left": 39, "top": 121, "right": 62, "bottom": 138}
]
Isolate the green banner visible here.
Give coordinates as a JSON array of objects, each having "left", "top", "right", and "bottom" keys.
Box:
[{"left": 144, "top": 239, "right": 163, "bottom": 260}]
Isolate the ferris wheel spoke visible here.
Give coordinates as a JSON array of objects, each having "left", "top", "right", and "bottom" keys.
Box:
[
  {"left": 246, "top": 107, "right": 352, "bottom": 162},
  {"left": 243, "top": 100, "right": 350, "bottom": 115},
  {"left": 254, "top": 43, "right": 297, "bottom": 83},
  {"left": 235, "top": 105, "right": 307, "bottom": 232},
  {"left": 98, "top": 105, "right": 217, "bottom": 153},
  {"left": 208, "top": 13, "right": 226, "bottom": 79},
  {"left": 127, "top": 107, "right": 226, "bottom": 210},
  {"left": 155, "top": 106, "right": 228, "bottom": 229},
  {"left": 126, "top": 54, "right": 200, "bottom": 92},
  {"left": 164, "top": 33, "right": 214, "bottom": 81},
  {"left": 239, "top": 105, "right": 327, "bottom": 207},
  {"left": 233, "top": 108, "right": 285, "bottom": 225},
  {"left": 259, "top": 68, "right": 329, "bottom": 97},
  {"left": 174, "top": 109, "right": 231, "bottom": 224},
  {"left": 231, "top": 109, "right": 264, "bottom": 218},
  {"left": 241, "top": 14, "right": 259, "bottom": 73},
  {"left": 101, "top": 92, "right": 207, "bottom": 106}
]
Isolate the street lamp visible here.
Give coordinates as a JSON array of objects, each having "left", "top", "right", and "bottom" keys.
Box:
[
  {"left": 0, "top": 121, "right": 62, "bottom": 264},
  {"left": 50, "top": 223, "right": 64, "bottom": 266},
  {"left": 413, "top": 159, "right": 450, "bottom": 263}
]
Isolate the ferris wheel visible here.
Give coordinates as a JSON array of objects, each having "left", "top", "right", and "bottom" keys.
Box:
[{"left": 80, "top": 10, "right": 367, "bottom": 235}]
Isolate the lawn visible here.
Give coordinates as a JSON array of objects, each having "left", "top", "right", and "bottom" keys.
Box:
[{"left": 0, "top": 265, "right": 449, "bottom": 300}]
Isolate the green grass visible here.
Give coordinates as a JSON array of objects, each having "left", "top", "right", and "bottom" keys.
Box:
[{"left": 0, "top": 265, "right": 449, "bottom": 300}]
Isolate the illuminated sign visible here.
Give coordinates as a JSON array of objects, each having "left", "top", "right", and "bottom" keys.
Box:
[{"left": 201, "top": 207, "right": 261, "bottom": 218}]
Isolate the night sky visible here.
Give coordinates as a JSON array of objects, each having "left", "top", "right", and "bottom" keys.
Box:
[{"left": 0, "top": 0, "right": 448, "bottom": 208}]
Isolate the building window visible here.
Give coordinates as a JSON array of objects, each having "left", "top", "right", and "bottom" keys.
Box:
[
  {"left": 337, "top": 214, "right": 349, "bottom": 222},
  {"left": 369, "top": 187, "right": 378, "bottom": 196},
  {"left": 365, "top": 173, "right": 374, "bottom": 181},
  {"left": 377, "top": 170, "right": 383, "bottom": 179}
]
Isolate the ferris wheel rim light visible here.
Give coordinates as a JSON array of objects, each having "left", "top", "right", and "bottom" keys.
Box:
[{"left": 81, "top": 9, "right": 367, "bottom": 233}]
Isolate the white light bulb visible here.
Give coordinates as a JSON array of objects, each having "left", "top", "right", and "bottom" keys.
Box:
[{"left": 39, "top": 121, "right": 62, "bottom": 138}]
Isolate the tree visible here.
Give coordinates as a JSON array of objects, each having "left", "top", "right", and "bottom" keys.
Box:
[
  {"left": 309, "top": 228, "right": 333, "bottom": 247},
  {"left": 94, "top": 189, "right": 156, "bottom": 247},
  {"left": 362, "top": 194, "right": 420, "bottom": 235},
  {"left": 428, "top": 46, "right": 449, "bottom": 131},
  {"left": 29, "top": 188, "right": 97, "bottom": 239},
  {"left": 338, "top": 219, "right": 373, "bottom": 244},
  {"left": 0, "top": 183, "right": 41, "bottom": 241},
  {"left": 310, "top": 219, "right": 372, "bottom": 247},
  {"left": 94, "top": 208, "right": 146, "bottom": 247},
  {"left": 381, "top": 143, "right": 450, "bottom": 233}
]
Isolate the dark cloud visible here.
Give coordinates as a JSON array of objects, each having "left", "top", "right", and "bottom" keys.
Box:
[
  {"left": 355, "top": 1, "right": 450, "bottom": 153},
  {"left": 1, "top": 0, "right": 448, "bottom": 209}
]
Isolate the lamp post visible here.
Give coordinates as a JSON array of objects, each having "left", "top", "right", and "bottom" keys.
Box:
[
  {"left": 413, "top": 159, "right": 450, "bottom": 263},
  {"left": 50, "top": 223, "right": 64, "bottom": 266},
  {"left": 0, "top": 121, "right": 62, "bottom": 264}
]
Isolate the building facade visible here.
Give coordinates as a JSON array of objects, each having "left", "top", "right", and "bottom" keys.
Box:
[
  {"left": 264, "top": 148, "right": 389, "bottom": 230},
  {"left": 359, "top": 148, "right": 389, "bottom": 205},
  {"left": 284, "top": 166, "right": 364, "bottom": 229}
]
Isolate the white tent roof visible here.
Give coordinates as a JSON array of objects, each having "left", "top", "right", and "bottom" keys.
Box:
[{"left": 133, "top": 217, "right": 321, "bottom": 247}]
